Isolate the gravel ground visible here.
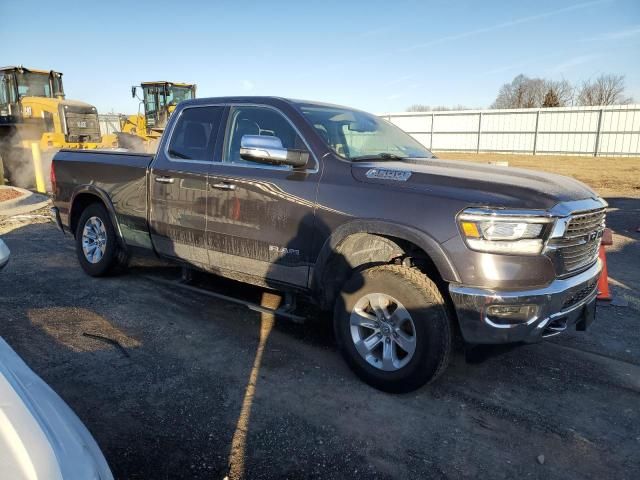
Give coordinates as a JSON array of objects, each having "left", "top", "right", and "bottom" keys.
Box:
[
  {"left": 0, "top": 187, "right": 22, "bottom": 202},
  {"left": 0, "top": 198, "right": 638, "bottom": 480}
]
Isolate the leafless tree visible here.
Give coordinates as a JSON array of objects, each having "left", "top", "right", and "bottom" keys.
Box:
[
  {"left": 542, "top": 89, "right": 560, "bottom": 108},
  {"left": 543, "top": 79, "right": 574, "bottom": 107},
  {"left": 491, "top": 75, "right": 546, "bottom": 109},
  {"left": 493, "top": 75, "right": 576, "bottom": 109},
  {"left": 406, "top": 104, "right": 470, "bottom": 112},
  {"left": 406, "top": 104, "right": 432, "bottom": 112},
  {"left": 576, "top": 74, "right": 634, "bottom": 106}
]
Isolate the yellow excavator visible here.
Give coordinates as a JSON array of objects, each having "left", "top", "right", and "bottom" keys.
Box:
[
  {"left": 118, "top": 81, "right": 196, "bottom": 151},
  {"left": 0, "top": 65, "right": 117, "bottom": 187}
]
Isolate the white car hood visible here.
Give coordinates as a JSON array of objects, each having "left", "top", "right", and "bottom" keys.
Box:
[{"left": 0, "top": 337, "right": 113, "bottom": 480}]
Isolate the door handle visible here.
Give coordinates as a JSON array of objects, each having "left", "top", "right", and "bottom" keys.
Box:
[
  {"left": 210, "top": 182, "right": 236, "bottom": 191},
  {"left": 155, "top": 176, "right": 175, "bottom": 184}
]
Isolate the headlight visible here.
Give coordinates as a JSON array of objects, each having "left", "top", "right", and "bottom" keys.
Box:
[{"left": 458, "top": 208, "right": 554, "bottom": 255}]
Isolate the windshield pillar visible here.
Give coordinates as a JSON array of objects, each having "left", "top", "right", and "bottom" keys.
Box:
[{"left": 51, "top": 71, "right": 65, "bottom": 99}]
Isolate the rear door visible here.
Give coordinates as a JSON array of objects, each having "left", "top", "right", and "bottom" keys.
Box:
[
  {"left": 149, "top": 105, "right": 225, "bottom": 267},
  {"left": 204, "top": 104, "right": 320, "bottom": 287}
]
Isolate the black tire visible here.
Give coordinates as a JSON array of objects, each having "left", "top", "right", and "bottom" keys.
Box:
[
  {"left": 75, "top": 203, "right": 128, "bottom": 277},
  {"left": 334, "top": 264, "right": 453, "bottom": 393}
]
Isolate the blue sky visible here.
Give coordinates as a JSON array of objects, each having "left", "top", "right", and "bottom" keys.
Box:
[{"left": 2, "top": 0, "right": 639, "bottom": 114}]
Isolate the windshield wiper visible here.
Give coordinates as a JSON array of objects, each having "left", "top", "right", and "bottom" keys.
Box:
[{"left": 350, "top": 153, "right": 408, "bottom": 162}]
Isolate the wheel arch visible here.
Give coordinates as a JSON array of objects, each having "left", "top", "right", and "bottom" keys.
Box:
[
  {"left": 311, "top": 220, "right": 460, "bottom": 310},
  {"left": 69, "top": 186, "right": 126, "bottom": 250}
]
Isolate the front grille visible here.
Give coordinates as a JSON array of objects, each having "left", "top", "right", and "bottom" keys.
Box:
[
  {"left": 65, "top": 112, "right": 101, "bottom": 143},
  {"left": 564, "top": 209, "right": 606, "bottom": 238},
  {"left": 554, "top": 208, "right": 605, "bottom": 275}
]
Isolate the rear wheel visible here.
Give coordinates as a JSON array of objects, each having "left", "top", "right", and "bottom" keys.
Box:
[
  {"left": 334, "top": 264, "right": 453, "bottom": 393},
  {"left": 75, "top": 203, "right": 128, "bottom": 276}
]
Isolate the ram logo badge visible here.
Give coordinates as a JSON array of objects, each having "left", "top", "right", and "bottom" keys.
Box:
[
  {"left": 269, "top": 245, "right": 300, "bottom": 256},
  {"left": 366, "top": 168, "right": 412, "bottom": 182}
]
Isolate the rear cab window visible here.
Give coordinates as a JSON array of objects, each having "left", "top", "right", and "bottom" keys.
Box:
[{"left": 167, "top": 106, "right": 224, "bottom": 162}]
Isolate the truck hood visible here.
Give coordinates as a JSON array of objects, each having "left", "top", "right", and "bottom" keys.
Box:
[{"left": 352, "top": 158, "right": 599, "bottom": 210}]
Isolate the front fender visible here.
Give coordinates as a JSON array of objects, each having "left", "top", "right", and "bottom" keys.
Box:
[{"left": 312, "top": 219, "right": 460, "bottom": 308}]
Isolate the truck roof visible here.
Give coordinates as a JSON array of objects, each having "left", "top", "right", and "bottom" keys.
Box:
[
  {"left": 141, "top": 81, "right": 195, "bottom": 87},
  {"left": 179, "top": 96, "right": 364, "bottom": 112}
]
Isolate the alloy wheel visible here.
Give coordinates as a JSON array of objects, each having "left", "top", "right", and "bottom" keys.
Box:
[{"left": 350, "top": 292, "right": 417, "bottom": 371}]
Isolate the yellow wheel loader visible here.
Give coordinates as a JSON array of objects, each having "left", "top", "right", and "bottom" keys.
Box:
[
  {"left": 118, "top": 81, "right": 196, "bottom": 152},
  {"left": 0, "top": 66, "right": 117, "bottom": 188}
]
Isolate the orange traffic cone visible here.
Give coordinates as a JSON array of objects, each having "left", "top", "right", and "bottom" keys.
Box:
[{"left": 597, "top": 228, "right": 613, "bottom": 301}]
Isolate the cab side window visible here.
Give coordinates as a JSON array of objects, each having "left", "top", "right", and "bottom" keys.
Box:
[
  {"left": 224, "top": 106, "right": 305, "bottom": 165},
  {"left": 168, "top": 106, "right": 224, "bottom": 161},
  {"left": 0, "top": 75, "right": 17, "bottom": 106}
]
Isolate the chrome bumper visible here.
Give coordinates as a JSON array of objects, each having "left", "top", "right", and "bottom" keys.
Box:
[{"left": 449, "top": 260, "right": 601, "bottom": 344}]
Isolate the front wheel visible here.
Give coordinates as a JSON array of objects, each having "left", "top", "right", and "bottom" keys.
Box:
[
  {"left": 334, "top": 264, "right": 453, "bottom": 393},
  {"left": 75, "top": 203, "right": 128, "bottom": 277}
]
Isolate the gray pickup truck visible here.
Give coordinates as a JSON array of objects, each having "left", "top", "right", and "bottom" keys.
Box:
[{"left": 51, "top": 97, "right": 606, "bottom": 392}]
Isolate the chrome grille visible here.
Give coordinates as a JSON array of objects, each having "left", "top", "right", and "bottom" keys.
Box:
[
  {"left": 555, "top": 208, "right": 605, "bottom": 275},
  {"left": 564, "top": 209, "right": 606, "bottom": 239}
]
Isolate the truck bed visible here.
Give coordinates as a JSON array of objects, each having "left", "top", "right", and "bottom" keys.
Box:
[{"left": 53, "top": 149, "right": 154, "bottom": 249}]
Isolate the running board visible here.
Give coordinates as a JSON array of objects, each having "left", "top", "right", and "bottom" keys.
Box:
[{"left": 142, "top": 275, "right": 307, "bottom": 323}]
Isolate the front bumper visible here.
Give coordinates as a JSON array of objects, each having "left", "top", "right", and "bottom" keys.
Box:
[{"left": 449, "top": 260, "right": 601, "bottom": 344}]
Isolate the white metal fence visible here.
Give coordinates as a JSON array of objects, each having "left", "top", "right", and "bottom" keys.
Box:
[{"left": 382, "top": 104, "right": 640, "bottom": 157}]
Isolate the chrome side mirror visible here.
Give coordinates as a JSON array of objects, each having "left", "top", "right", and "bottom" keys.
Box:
[{"left": 240, "top": 135, "right": 308, "bottom": 168}]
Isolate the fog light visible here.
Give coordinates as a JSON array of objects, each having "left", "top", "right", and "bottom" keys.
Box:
[{"left": 486, "top": 304, "right": 539, "bottom": 325}]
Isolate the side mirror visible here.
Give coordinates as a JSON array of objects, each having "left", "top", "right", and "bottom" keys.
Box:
[
  {"left": 240, "top": 135, "right": 309, "bottom": 168},
  {"left": 131, "top": 86, "right": 137, "bottom": 98}
]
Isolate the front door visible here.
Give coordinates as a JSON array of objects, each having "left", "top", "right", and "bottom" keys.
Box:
[
  {"left": 149, "top": 105, "right": 225, "bottom": 267},
  {"left": 204, "top": 104, "right": 320, "bottom": 287}
]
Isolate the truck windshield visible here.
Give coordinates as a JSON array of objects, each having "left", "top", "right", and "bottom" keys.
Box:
[
  {"left": 166, "top": 86, "right": 194, "bottom": 106},
  {"left": 16, "top": 72, "right": 53, "bottom": 98},
  {"left": 297, "top": 104, "right": 433, "bottom": 161}
]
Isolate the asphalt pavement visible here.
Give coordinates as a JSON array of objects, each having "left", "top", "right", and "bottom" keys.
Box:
[{"left": 0, "top": 201, "right": 638, "bottom": 479}]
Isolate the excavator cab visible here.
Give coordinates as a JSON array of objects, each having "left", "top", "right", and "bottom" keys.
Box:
[
  {"left": 133, "top": 82, "right": 196, "bottom": 136},
  {"left": 0, "top": 66, "right": 65, "bottom": 125},
  {"left": 119, "top": 81, "right": 196, "bottom": 151}
]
